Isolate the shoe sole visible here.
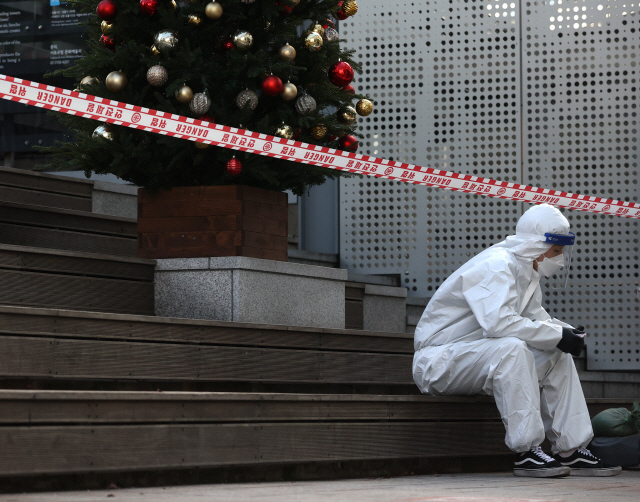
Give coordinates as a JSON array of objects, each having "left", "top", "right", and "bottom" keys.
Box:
[
  {"left": 513, "top": 466, "right": 571, "bottom": 478},
  {"left": 569, "top": 466, "right": 623, "bottom": 477}
]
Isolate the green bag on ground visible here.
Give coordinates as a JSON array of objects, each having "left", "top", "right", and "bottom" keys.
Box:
[{"left": 591, "top": 402, "right": 640, "bottom": 437}]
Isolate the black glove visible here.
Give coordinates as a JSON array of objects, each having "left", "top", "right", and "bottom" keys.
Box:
[{"left": 557, "top": 327, "right": 585, "bottom": 357}]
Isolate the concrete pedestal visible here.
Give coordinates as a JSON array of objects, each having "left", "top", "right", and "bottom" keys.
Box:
[{"left": 155, "top": 257, "right": 347, "bottom": 329}]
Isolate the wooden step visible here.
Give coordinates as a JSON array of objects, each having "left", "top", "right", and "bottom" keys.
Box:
[
  {"left": 0, "top": 306, "right": 414, "bottom": 392},
  {"left": 0, "top": 390, "right": 630, "bottom": 487},
  {"left": 0, "top": 245, "right": 155, "bottom": 316},
  {"left": 0, "top": 201, "right": 137, "bottom": 257}
]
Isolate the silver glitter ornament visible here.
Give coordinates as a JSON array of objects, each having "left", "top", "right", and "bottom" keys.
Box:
[
  {"left": 189, "top": 92, "right": 211, "bottom": 115},
  {"left": 146, "top": 65, "right": 168, "bottom": 87},
  {"left": 154, "top": 29, "right": 179, "bottom": 54},
  {"left": 295, "top": 94, "right": 317, "bottom": 116},
  {"left": 236, "top": 89, "right": 258, "bottom": 110},
  {"left": 324, "top": 27, "right": 339, "bottom": 42}
]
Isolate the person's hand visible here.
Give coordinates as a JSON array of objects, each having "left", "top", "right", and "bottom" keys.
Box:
[{"left": 557, "top": 327, "right": 585, "bottom": 356}]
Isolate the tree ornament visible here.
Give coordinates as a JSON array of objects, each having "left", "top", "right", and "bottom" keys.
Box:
[
  {"left": 274, "top": 123, "right": 294, "bottom": 140},
  {"left": 205, "top": 2, "right": 223, "bottom": 19},
  {"left": 222, "top": 38, "right": 234, "bottom": 51},
  {"left": 279, "top": 44, "right": 296, "bottom": 62},
  {"left": 280, "top": 82, "right": 297, "bottom": 101},
  {"left": 356, "top": 99, "right": 373, "bottom": 116},
  {"left": 189, "top": 92, "right": 211, "bottom": 115},
  {"left": 139, "top": 0, "right": 158, "bottom": 16},
  {"left": 146, "top": 65, "right": 168, "bottom": 87},
  {"left": 175, "top": 84, "right": 193, "bottom": 103},
  {"left": 233, "top": 30, "right": 253, "bottom": 51},
  {"left": 187, "top": 14, "right": 203, "bottom": 25},
  {"left": 150, "top": 45, "right": 161, "bottom": 57},
  {"left": 337, "top": 105, "right": 357, "bottom": 125},
  {"left": 195, "top": 142, "right": 209, "bottom": 150},
  {"left": 304, "top": 32, "right": 323, "bottom": 52},
  {"left": 226, "top": 157, "right": 242, "bottom": 176},
  {"left": 100, "top": 34, "right": 115, "bottom": 51},
  {"left": 329, "top": 61, "right": 354, "bottom": 87},
  {"left": 171, "top": 0, "right": 177, "bottom": 9},
  {"left": 276, "top": 2, "right": 294, "bottom": 14},
  {"left": 80, "top": 76, "right": 100, "bottom": 87},
  {"left": 343, "top": 84, "right": 355, "bottom": 94},
  {"left": 199, "top": 113, "right": 215, "bottom": 123},
  {"left": 154, "top": 30, "right": 179, "bottom": 54},
  {"left": 311, "top": 124, "right": 327, "bottom": 139},
  {"left": 101, "top": 21, "right": 113, "bottom": 35},
  {"left": 92, "top": 125, "right": 114, "bottom": 141},
  {"left": 262, "top": 75, "right": 284, "bottom": 97},
  {"left": 309, "top": 22, "right": 324, "bottom": 38},
  {"left": 335, "top": 2, "right": 348, "bottom": 20},
  {"left": 295, "top": 94, "right": 317, "bottom": 115},
  {"left": 342, "top": 0, "right": 359, "bottom": 17},
  {"left": 324, "top": 27, "right": 339, "bottom": 42},
  {"left": 236, "top": 89, "right": 258, "bottom": 110},
  {"left": 96, "top": 0, "right": 118, "bottom": 21},
  {"left": 338, "top": 134, "right": 358, "bottom": 151},
  {"left": 105, "top": 71, "right": 127, "bottom": 92}
]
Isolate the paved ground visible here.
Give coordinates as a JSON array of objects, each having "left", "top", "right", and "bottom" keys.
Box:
[{"left": 1, "top": 471, "right": 639, "bottom": 502}]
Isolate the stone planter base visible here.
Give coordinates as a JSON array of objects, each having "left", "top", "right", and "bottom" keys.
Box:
[{"left": 155, "top": 257, "right": 347, "bottom": 329}]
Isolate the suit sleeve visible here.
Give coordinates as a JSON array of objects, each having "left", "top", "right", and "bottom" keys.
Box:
[{"left": 460, "top": 260, "right": 562, "bottom": 350}]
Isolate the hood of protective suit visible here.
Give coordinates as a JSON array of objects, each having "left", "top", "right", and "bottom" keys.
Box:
[{"left": 489, "top": 204, "right": 571, "bottom": 261}]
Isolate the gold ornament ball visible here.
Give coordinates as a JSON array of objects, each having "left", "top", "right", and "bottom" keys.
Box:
[
  {"left": 275, "top": 124, "right": 294, "bottom": 140},
  {"left": 150, "top": 45, "right": 161, "bottom": 57},
  {"left": 80, "top": 76, "right": 99, "bottom": 87},
  {"left": 205, "top": 2, "right": 223, "bottom": 19},
  {"left": 304, "top": 32, "right": 323, "bottom": 51},
  {"left": 309, "top": 22, "right": 325, "bottom": 38},
  {"left": 92, "top": 125, "right": 113, "bottom": 141},
  {"left": 279, "top": 44, "right": 296, "bottom": 62},
  {"left": 233, "top": 30, "right": 253, "bottom": 51},
  {"left": 195, "top": 142, "right": 209, "bottom": 150},
  {"left": 356, "top": 99, "right": 373, "bottom": 116},
  {"left": 343, "top": 0, "right": 359, "bottom": 16},
  {"left": 187, "top": 14, "right": 202, "bottom": 26},
  {"left": 105, "top": 71, "right": 128, "bottom": 92},
  {"left": 175, "top": 85, "right": 194, "bottom": 103},
  {"left": 337, "top": 105, "right": 357, "bottom": 125},
  {"left": 101, "top": 21, "right": 113, "bottom": 35},
  {"left": 280, "top": 82, "right": 298, "bottom": 101},
  {"left": 311, "top": 124, "right": 327, "bottom": 139}
]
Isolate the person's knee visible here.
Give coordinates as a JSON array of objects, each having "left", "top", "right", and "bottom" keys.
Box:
[{"left": 498, "top": 337, "right": 529, "bottom": 355}]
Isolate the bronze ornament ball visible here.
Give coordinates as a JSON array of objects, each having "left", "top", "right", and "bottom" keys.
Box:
[
  {"left": 280, "top": 82, "right": 298, "bottom": 101},
  {"left": 101, "top": 21, "right": 113, "bottom": 35},
  {"left": 146, "top": 65, "right": 168, "bottom": 86},
  {"left": 233, "top": 30, "right": 253, "bottom": 51},
  {"left": 80, "top": 76, "right": 100, "bottom": 87},
  {"left": 150, "top": 44, "right": 161, "bottom": 57},
  {"left": 356, "top": 99, "right": 373, "bottom": 116},
  {"left": 342, "top": 0, "right": 359, "bottom": 16},
  {"left": 337, "top": 105, "right": 357, "bottom": 125},
  {"left": 175, "top": 84, "right": 193, "bottom": 103},
  {"left": 92, "top": 125, "right": 114, "bottom": 141},
  {"left": 304, "top": 32, "right": 323, "bottom": 52},
  {"left": 311, "top": 124, "right": 327, "bottom": 139},
  {"left": 275, "top": 123, "right": 294, "bottom": 140},
  {"left": 105, "top": 71, "right": 127, "bottom": 92},
  {"left": 205, "top": 2, "right": 223, "bottom": 19},
  {"left": 279, "top": 44, "right": 296, "bottom": 62},
  {"left": 154, "top": 29, "right": 179, "bottom": 54}
]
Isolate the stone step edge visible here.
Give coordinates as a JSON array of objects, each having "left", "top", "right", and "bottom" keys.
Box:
[{"left": 0, "top": 243, "right": 155, "bottom": 266}]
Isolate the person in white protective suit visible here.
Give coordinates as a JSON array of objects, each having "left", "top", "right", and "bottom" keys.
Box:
[{"left": 413, "top": 204, "right": 622, "bottom": 478}]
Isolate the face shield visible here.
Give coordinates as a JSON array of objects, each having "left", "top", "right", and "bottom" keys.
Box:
[{"left": 515, "top": 231, "right": 576, "bottom": 288}]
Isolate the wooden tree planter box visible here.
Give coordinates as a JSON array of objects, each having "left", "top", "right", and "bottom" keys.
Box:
[{"left": 137, "top": 185, "right": 288, "bottom": 261}]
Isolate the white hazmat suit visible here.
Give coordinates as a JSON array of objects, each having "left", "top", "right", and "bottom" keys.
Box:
[{"left": 413, "top": 204, "right": 594, "bottom": 454}]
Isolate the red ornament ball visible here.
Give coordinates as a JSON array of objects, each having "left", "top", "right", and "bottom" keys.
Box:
[
  {"left": 343, "top": 84, "right": 355, "bottom": 94},
  {"left": 226, "top": 157, "right": 242, "bottom": 176},
  {"left": 328, "top": 61, "right": 354, "bottom": 87},
  {"left": 100, "top": 34, "right": 115, "bottom": 51},
  {"left": 199, "top": 114, "right": 215, "bottom": 124},
  {"left": 276, "top": 2, "right": 294, "bottom": 15},
  {"left": 336, "top": 3, "right": 348, "bottom": 20},
  {"left": 327, "top": 134, "right": 337, "bottom": 142},
  {"left": 261, "top": 75, "right": 284, "bottom": 97},
  {"left": 139, "top": 0, "right": 158, "bottom": 16},
  {"left": 338, "top": 134, "right": 358, "bottom": 152},
  {"left": 96, "top": 0, "right": 118, "bottom": 21},
  {"left": 222, "top": 39, "right": 234, "bottom": 51}
]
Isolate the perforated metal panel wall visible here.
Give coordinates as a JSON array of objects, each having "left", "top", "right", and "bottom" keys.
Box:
[{"left": 340, "top": 0, "right": 640, "bottom": 370}]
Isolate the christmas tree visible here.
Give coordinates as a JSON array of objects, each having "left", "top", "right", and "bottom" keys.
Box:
[{"left": 39, "top": 0, "right": 372, "bottom": 195}]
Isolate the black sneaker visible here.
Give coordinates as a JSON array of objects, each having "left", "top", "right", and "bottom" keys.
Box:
[
  {"left": 513, "top": 446, "right": 571, "bottom": 478},
  {"left": 553, "top": 448, "right": 622, "bottom": 477}
]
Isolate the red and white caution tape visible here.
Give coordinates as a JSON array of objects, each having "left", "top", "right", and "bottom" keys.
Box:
[{"left": 2, "top": 73, "right": 639, "bottom": 219}]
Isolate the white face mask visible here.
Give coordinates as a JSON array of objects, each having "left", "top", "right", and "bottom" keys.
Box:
[{"left": 537, "top": 254, "right": 565, "bottom": 278}]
